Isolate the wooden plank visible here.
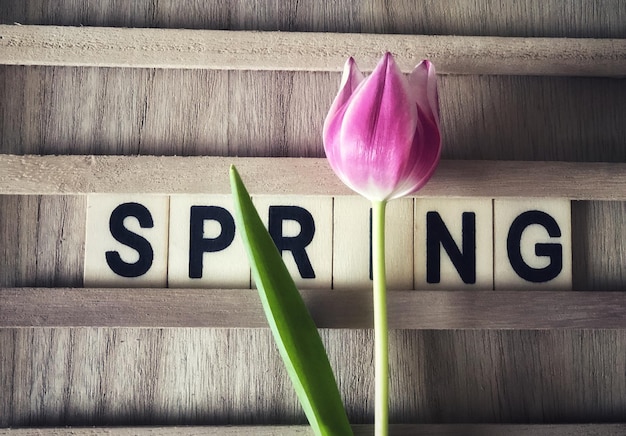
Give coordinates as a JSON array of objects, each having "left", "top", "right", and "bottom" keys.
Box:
[
  {"left": 3, "top": 0, "right": 626, "bottom": 39},
  {"left": 0, "top": 195, "right": 85, "bottom": 287},
  {"left": 3, "top": 328, "right": 626, "bottom": 427},
  {"left": 3, "top": 288, "right": 626, "bottom": 329},
  {"left": 2, "top": 424, "right": 626, "bottom": 435},
  {"left": 1, "top": 155, "right": 626, "bottom": 200},
  {"left": 2, "top": 70, "right": 625, "bottom": 161},
  {"left": 0, "top": 4, "right": 624, "bottom": 433},
  {"left": 0, "top": 25, "right": 624, "bottom": 77},
  {"left": 572, "top": 201, "right": 626, "bottom": 290}
]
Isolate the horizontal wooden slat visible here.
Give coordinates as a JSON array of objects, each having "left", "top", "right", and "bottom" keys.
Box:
[
  {"left": 0, "top": 25, "right": 625, "bottom": 76},
  {"left": 2, "top": 424, "right": 626, "bottom": 435},
  {"left": 3, "top": 288, "right": 626, "bottom": 329},
  {"left": 1, "top": 155, "right": 626, "bottom": 200}
]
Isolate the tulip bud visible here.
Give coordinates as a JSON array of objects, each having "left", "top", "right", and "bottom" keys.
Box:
[{"left": 323, "top": 52, "right": 441, "bottom": 201}]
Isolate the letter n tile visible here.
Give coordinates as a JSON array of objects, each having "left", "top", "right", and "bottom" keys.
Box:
[{"left": 414, "top": 198, "right": 493, "bottom": 290}]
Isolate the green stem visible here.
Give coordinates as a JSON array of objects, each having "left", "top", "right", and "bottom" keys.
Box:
[{"left": 372, "top": 199, "right": 388, "bottom": 436}]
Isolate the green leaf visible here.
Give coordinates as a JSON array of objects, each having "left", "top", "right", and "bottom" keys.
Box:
[{"left": 229, "top": 165, "right": 353, "bottom": 436}]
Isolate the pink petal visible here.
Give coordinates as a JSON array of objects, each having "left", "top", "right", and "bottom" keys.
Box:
[
  {"left": 408, "top": 60, "right": 439, "bottom": 128},
  {"left": 323, "top": 57, "right": 364, "bottom": 131},
  {"left": 390, "top": 111, "right": 441, "bottom": 199},
  {"left": 323, "top": 59, "right": 365, "bottom": 190},
  {"left": 323, "top": 53, "right": 442, "bottom": 201},
  {"left": 337, "top": 52, "right": 418, "bottom": 199},
  {"left": 323, "top": 58, "right": 365, "bottom": 184}
]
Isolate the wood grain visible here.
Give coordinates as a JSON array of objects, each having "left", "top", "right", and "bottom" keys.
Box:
[
  {"left": 2, "top": 0, "right": 626, "bottom": 431},
  {"left": 572, "top": 201, "right": 626, "bottom": 291},
  {"left": 392, "top": 330, "right": 626, "bottom": 423},
  {"left": 2, "top": 424, "right": 626, "bottom": 435},
  {"left": 439, "top": 75, "right": 626, "bottom": 162},
  {"left": 3, "top": 329, "right": 626, "bottom": 426},
  {"left": 2, "top": 0, "right": 625, "bottom": 38},
  {"left": 1, "top": 155, "right": 626, "bottom": 200},
  {"left": 1, "top": 25, "right": 625, "bottom": 77},
  {"left": 0, "top": 195, "right": 84, "bottom": 287},
  {"left": 4, "top": 288, "right": 626, "bottom": 329},
  {"left": 0, "top": 328, "right": 304, "bottom": 426},
  {"left": 3, "top": 68, "right": 626, "bottom": 161}
]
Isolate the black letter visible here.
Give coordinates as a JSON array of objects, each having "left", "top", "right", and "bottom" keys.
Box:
[
  {"left": 507, "top": 210, "right": 562, "bottom": 282},
  {"left": 188, "top": 206, "right": 235, "bottom": 278},
  {"left": 105, "top": 202, "right": 154, "bottom": 277},
  {"left": 268, "top": 206, "right": 316, "bottom": 279},
  {"left": 426, "top": 211, "right": 476, "bottom": 284}
]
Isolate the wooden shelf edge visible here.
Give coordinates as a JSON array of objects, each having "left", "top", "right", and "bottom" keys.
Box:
[
  {"left": 3, "top": 288, "right": 626, "bottom": 329},
  {"left": 1, "top": 155, "right": 625, "bottom": 200},
  {"left": 1, "top": 25, "right": 625, "bottom": 77},
  {"left": 2, "top": 424, "right": 626, "bottom": 435}
]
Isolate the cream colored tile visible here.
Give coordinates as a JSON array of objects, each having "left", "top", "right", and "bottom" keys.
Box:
[
  {"left": 84, "top": 195, "right": 169, "bottom": 287},
  {"left": 168, "top": 195, "right": 250, "bottom": 289},
  {"left": 414, "top": 198, "right": 493, "bottom": 290},
  {"left": 333, "top": 196, "right": 414, "bottom": 290},
  {"left": 494, "top": 198, "right": 572, "bottom": 290},
  {"left": 253, "top": 195, "right": 332, "bottom": 289}
]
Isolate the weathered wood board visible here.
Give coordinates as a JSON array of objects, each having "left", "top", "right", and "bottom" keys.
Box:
[{"left": 1, "top": 0, "right": 626, "bottom": 431}]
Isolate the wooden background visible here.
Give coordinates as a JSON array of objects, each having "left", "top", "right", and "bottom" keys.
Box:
[{"left": 1, "top": 0, "right": 626, "bottom": 431}]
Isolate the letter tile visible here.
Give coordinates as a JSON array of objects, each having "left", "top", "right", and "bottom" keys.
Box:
[
  {"left": 168, "top": 195, "right": 250, "bottom": 289},
  {"left": 494, "top": 198, "right": 572, "bottom": 290},
  {"left": 84, "top": 195, "right": 169, "bottom": 287},
  {"left": 253, "top": 195, "right": 333, "bottom": 289},
  {"left": 333, "top": 196, "right": 414, "bottom": 290},
  {"left": 414, "top": 198, "right": 493, "bottom": 290}
]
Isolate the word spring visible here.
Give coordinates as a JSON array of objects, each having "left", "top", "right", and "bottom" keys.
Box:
[{"left": 84, "top": 195, "right": 572, "bottom": 290}]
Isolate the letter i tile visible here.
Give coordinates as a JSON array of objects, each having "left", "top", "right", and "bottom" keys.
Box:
[
  {"left": 333, "top": 196, "right": 414, "bottom": 290},
  {"left": 494, "top": 198, "right": 572, "bottom": 290},
  {"left": 414, "top": 198, "right": 493, "bottom": 290},
  {"left": 84, "top": 195, "right": 169, "bottom": 287},
  {"left": 168, "top": 195, "right": 250, "bottom": 289},
  {"left": 253, "top": 195, "right": 333, "bottom": 289}
]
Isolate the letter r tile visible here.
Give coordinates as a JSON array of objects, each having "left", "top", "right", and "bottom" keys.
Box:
[
  {"left": 168, "top": 195, "right": 250, "bottom": 289},
  {"left": 333, "top": 196, "right": 414, "bottom": 290},
  {"left": 253, "top": 195, "right": 332, "bottom": 289},
  {"left": 414, "top": 198, "right": 493, "bottom": 290},
  {"left": 84, "top": 195, "right": 169, "bottom": 287},
  {"left": 494, "top": 198, "right": 572, "bottom": 290}
]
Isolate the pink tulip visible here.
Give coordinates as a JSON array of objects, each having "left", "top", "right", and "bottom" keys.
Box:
[{"left": 323, "top": 52, "right": 441, "bottom": 201}]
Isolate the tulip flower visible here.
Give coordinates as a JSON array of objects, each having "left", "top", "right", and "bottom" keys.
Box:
[
  {"left": 323, "top": 52, "right": 441, "bottom": 202},
  {"left": 323, "top": 53, "right": 441, "bottom": 436}
]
